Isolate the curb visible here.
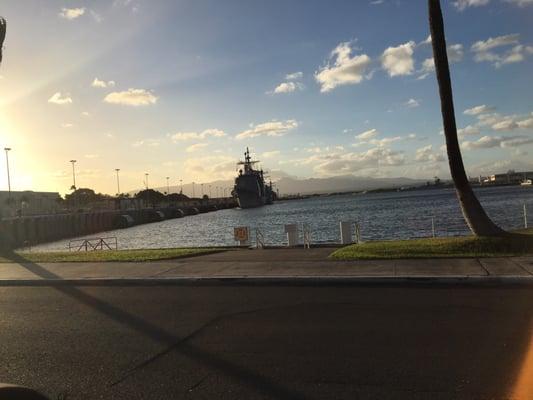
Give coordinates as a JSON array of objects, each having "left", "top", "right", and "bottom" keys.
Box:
[{"left": 1, "top": 275, "right": 533, "bottom": 287}]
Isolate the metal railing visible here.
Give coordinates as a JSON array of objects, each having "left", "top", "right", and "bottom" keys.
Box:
[
  {"left": 68, "top": 237, "right": 118, "bottom": 252},
  {"left": 255, "top": 228, "right": 265, "bottom": 249}
]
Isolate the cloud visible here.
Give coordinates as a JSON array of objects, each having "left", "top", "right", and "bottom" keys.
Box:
[
  {"left": 59, "top": 7, "right": 86, "bottom": 20},
  {"left": 369, "top": 136, "right": 402, "bottom": 147},
  {"left": 315, "top": 41, "right": 372, "bottom": 92},
  {"left": 453, "top": 0, "right": 490, "bottom": 11},
  {"left": 262, "top": 150, "right": 281, "bottom": 158},
  {"left": 463, "top": 104, "right": 495, "bottom": 115},
  {"left": 132, "top": 139, "right": 160, "bottom": 147},
  {"left": 271, "top": 81, "right": 304, "bottom": 94},
  {"left": 60, "top": 123, "right": 74, "bottom": 128},
  {"left": 92, "top": 78, "right": 116, "bottom": 88},
  {"left": 186, "top": 143, "right": 209, "bottom": 153},
  {"left": 170, "top": 129, "right": 226, "bottom": 142},
  {"left": 504, "top": 0, "right": 533, "bottom": 5},
  {"left": 381, "top": 41, "right": 416, "bottom": 77},
  {"left": 81, "top": 111, "right": 90, "bottom": 117},
  {"left": 48, "top": 92, "right": 72, "bottom": 105},
  {"left": 285, "top": 72, "right": 303, "bottom": 80},
  {"left": 415, "top": 145, "right": 446, "bottom": 162},
  {"left": 470, "top": 34, "right": 532, "bottom": 67},
  {"left": 405, "top": 98, "right": 420, "bottom": 108},
  {"left": 461, "top": 135, "right": 533, "bottom": 150},
  {"left": 356, "top": 128, "right": 379, "bottom": 140},
  {"left": 104, "top": 88, "right": 158, "bottom": 106},
  {"left": 236, "top": 120, "right": 298, "bottom": 140},
  {"left": 458, "top": 125, "right": 481, "bottom": 137}
]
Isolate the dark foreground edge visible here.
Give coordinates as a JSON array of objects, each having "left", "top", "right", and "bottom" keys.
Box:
[{"left": 1, "top": 276, "right": 533, "bottom": 287}]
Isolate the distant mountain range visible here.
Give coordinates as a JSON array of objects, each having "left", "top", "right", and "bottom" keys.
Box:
[{"left": 135, "top": 174, "right": 428, "bottom": 197}]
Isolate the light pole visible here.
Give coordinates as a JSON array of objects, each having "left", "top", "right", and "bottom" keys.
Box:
[
  {"left": 166, "top": 176, "right": 170, "bottom": 194},
  {"left": 209, "top": 184, "right": 212, "bottom": 198},
  {"left": 145, "top": 173, "right": 149, "bottom": 189},
  {"left": 201, "top": 183, "right": 204, "bottom": 197},
  {"left": 192, "top": 182, "right": 195, "bottom": 198},
  {"left": 180, "top": 179, "right": 183, "bottom": 194},
  {"left": 115, "top": 168, "right": 120, "bottom": 196},
  {"left": 4, "top": 147, "right": 11, "bottom": 197},
  {"left": 69, "top": 159, "right": 77, "bottom": 190}
]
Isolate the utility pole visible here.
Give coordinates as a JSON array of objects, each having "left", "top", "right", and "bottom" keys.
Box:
[
  {"left": 115, "top": 168, "right": 120, "bottom": 196},
  {"left": 166, "top": 176, "right": 170, "bottom": 194},
  {"left": 4, "top": 147, "right": 11, "bottom": 197},
  {"left": 70, "top": 159, "right": 77, "bottom": 190},
  {"left": 145, "top": 173, "right": 149, "bottom": 189}
]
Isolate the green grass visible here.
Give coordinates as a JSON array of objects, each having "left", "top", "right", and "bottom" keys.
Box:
[
  {"left": 0, "top": 248, "right": 223, "bottom": 263},
  {"left": 331, "top": 229, "right": 533, "bottom": 260}
]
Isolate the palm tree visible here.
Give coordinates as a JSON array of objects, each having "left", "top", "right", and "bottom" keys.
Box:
[
  {"left": 428, "top": 0, "right": 503, "bottom": 236},
  {"left": 0, "top": 17, "right": 6, "bottom": 64}
]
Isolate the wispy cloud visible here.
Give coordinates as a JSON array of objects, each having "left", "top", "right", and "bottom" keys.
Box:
[
  {"left": 452, "top": 0, "right": 490, "bottom": 11},
  {"left": 48, "top": 92, "right": 72, "bottom": 105},
  {"left": 236, "top": 120, "right": 298, "bottom": 140},
  {"left": 186, "top": 142, "right": 209, "bottom": 153},
  {"left": 92, "top": 78, "right": 116, "bottom": 88},
  {"left": 59, "top": 7, "right": 86, "bottom": 20},
  {"left": 104, "top": 88, "right": 158, "bottom": 106},
  {"left": 170, "top": 129, "right": 226, "bottom": 142}
]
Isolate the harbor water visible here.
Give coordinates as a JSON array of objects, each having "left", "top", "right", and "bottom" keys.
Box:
[{"left": 30, "top": 186, "right": 533, "bottom": 251}]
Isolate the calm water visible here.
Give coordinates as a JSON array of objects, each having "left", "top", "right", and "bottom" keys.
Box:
[{"left": 31, "top": 186, "right": 533, "bottom": 251}]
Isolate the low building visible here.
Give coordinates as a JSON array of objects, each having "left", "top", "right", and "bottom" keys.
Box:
[
  {"left": 488, "top": 171, "right": 533, "bottom": 185},
  {"left": 0, "top": 190, "right": 63, "bottom": 218}
]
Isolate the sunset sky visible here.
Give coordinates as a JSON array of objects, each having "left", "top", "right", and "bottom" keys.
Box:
[{"left": 1, "top": 0, "right": 532, "bottom": 195}]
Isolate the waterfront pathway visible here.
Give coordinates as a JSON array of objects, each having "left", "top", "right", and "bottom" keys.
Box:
[{"left": 1, "top": 248, "right": 533, "bottom": 283}]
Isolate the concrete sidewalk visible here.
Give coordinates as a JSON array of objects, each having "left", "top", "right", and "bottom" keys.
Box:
[{"left": 1, "top": 248, "right": 533, "bottom": 283}]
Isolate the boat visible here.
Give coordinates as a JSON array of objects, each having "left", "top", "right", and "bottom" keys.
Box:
[
  {"left": 520, "top": 179, "right": 532, "bottom": 186},
  {"left": 233, "top": 148, "right": 276, "bottom": 209}
]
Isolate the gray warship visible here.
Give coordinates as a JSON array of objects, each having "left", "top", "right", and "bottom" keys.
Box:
[{"left": 233, "top": 148, "right": 275, "bottom": 209}]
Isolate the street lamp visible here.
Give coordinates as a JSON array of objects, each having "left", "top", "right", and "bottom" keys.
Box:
[
  {"left": 201, "top": 183, "right": 204, "bottom": 197},
  {"left": 166, "top": 176, "right": 170, "bottom": 194},
  {"left": 69, "top": 159, "right": 77, "bottom": 190},
  {"left": 144, "top": 173, "right": 149, "bottom": 189},
  {"left": 115, "top": 169, "right": 120, "bottom": 196},
  {"left": 180, "top": 179, "right": 183, "bottom": 194},
  {"left": 4, "top": 147, "right": 11, "bottom": 196}
]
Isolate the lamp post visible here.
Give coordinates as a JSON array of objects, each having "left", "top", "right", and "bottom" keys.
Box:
[
  {"left": 166, "top": 176, "right": 170, "bottom": 194},
  {"left": 201, "top": 183, "right": 204, "bottom": 197},
  {"left": 115, "top": 168, "right": 120, "bottom": 196},
  {"left": 69, "top": 159, "right": 77, "bottom": 190},
  {"left": 209, "top": 184, "right": 212, "bottom": 198},
  {"left": 180, "top": 179, "right": 183, "bottom": 194},
  {"left": 145, "top": 173, "right": 149, "bottom": 189},
  {"left": 4, "top": 147, "right": 11, "bottom": 196}
]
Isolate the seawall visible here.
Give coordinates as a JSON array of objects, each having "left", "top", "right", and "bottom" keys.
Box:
[{"left": 0, "top": 198, "right": 238, "bottom": 250}]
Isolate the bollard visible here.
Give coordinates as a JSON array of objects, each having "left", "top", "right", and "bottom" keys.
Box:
[
  {"left": 284, "top": 224, "right": 298, "bottom": 247},
  {"left": 340, "top": 221, "right": 353, "bottom": 245}
]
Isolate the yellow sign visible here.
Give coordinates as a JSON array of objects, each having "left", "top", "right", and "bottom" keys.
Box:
[{"left": 234, "top": 227, "right": 249, "bottom": 242}]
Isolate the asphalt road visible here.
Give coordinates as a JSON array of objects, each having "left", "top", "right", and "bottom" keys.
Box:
[{"left": 1, "top": 283, "right": 532, "bottom": 399}]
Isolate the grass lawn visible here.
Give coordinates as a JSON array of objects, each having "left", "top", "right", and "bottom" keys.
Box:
[
  {"left": 331, "top": 229, "right": 533, "bottom": 260},
  {"left": 0, "top": 248, "right": 223, "bottom": 263}
]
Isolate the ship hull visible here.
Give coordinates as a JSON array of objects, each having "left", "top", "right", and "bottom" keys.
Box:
[{"left": 236, "top": 189, "right": 265, "bottom": 209}]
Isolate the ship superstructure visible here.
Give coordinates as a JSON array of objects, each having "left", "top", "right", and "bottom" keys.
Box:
[{"left": 233, "top": 148, "right": 275, "bottom": 209}]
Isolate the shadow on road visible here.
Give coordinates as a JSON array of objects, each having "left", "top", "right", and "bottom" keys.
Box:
[{"left": 3, "top": 252, "right": 308, "bottom": 399}]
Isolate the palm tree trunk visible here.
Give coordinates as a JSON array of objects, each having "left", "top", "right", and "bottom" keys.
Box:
[
  {"left": 428, "top": 0, "right": 503, "bottom": 236},
  {"left": 0, "top": 17, "right": 6, "bottom": 64}
]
